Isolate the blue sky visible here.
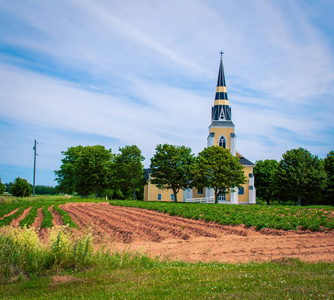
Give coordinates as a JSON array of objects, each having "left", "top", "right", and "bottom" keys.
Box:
[{"left": 1, "top": 0, "right": 334, "bottom": 187}]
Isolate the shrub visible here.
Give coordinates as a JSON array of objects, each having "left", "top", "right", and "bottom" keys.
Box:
[{"left": 9, "top": 177, "right": 32, "bottom": 197}]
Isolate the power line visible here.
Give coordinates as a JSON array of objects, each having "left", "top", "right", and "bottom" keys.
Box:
[{"left": 0, "top": 115, "right": 30, "bottom": 141}]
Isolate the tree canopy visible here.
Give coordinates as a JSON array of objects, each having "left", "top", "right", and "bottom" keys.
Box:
[
  {"left": 0, "top": 178, "right": 5, "bottom": 195},
  {"left": 192, "top": 146, "right": 246, "bottom": 203},
  {"left": 9, "top": 177, "right": 32, "bottom": 197},
  {"left": 254, "top": 159, "right": 278, "bottom": 205},
  {"left": 114, "top": 145, "right": 145, "bottom": 200},
  {"left": 273, "top": 148, "right": 326, "bottom": 206},
  {"left": 324, "top": 150, "right": 334, "bottom": 205},
  {"left": 55, "top": 145, "right": 115, "bottom": 197},
  {"left": 150, "top": 144, "right": 194, "bottom": 202}
]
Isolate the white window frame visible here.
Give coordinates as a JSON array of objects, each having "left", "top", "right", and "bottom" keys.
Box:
[{"left": 218, "top": 135, "right": 226, "bottom": 148}]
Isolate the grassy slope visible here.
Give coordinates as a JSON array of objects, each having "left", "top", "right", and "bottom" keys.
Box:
[{"left": 0, "top": 260, "right": 333, "bottom": 299}]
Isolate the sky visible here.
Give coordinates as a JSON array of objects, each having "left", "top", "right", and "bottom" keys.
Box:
[{"left": 0, "top": 0, "right": 334, "bottom": 187}]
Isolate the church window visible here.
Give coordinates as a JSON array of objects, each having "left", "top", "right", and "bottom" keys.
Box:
[
  {"left": 197, "top": 188, "right": 203, "bottom": 195},
  {"left": 239, "top": 187, "right": 244, "bottom": 195},
  {"left": 158, "top": 194, "right": 161, "bottom": 201},
  {"left": 171, "top": 194, "right": 175, "bottom": 201},
  {"left": 218, "top": 136, "right": 226, "bottom": 148}
]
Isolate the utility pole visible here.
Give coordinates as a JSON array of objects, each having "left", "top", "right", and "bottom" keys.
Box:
[{"left": 33, "top": 139, "right": 37, "bottom": 197}]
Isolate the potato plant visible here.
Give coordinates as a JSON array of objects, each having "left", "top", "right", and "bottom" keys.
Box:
[{"left": 109, "top": 201, "right": 334, "bottom": 232}]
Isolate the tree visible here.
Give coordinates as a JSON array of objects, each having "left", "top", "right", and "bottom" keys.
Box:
[
  {"left": 273, "top": 148, "right": 326, "bottom": 206},
  {"left": 0, "top": 178, "right": 5, "bottom": 195},
  {"left": 55, "top": 145, "right": 115, "bottom": 198},
  {"left": 114, "top": 145, "right": 145, "bottom": 200},
  {"left": 150, "top": 144, "right": 195, "bottom": 202},
  {"left": 9, "top": 177, "right": 32, "bottom": 197},
  {"left": 55, "top": 146, "right": 84, "bottom": 194},
  {"left": 254, "top": 159, "right": 278, "bottom": 205},
  {"left": 34, "top": 185, "right": 57, "bottom": 195},
  {"left": 192, "top": 146, "right": 246, "bottom": 203},
  {"left": 324, "top": 151, "right": 334, "bottom": 205}
]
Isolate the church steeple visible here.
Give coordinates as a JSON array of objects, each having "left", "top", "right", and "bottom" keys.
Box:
[{"left": 211, "top": 52, "right": 232, "bottom": 123}]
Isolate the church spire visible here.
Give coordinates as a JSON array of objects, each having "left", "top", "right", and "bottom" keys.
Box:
[{"left": 211, "top": 52, "right": 232, "bottom": 122}]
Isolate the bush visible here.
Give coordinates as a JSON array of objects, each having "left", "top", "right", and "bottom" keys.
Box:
[{"left": 9, "top": 177, "right": 32, "bottom": 197}]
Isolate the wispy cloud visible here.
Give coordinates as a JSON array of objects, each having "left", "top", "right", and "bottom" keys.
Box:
[{"left": 0, "top": 0, "right": 333, "bottom": 185}]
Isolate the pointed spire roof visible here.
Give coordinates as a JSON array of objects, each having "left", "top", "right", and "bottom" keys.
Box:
[
  {"left": 217, "top": 52, "right": 226, "bottom": 87},
  {"left": 210, "top": 52, "right": 233, "bottom": 124}
]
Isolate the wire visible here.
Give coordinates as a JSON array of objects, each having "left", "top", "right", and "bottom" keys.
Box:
[
  {"left": 0, "top": 115, "right": 31, "bottom": 141},
  {"left": 0, "top": 135, "right": 30, "bottom": 154}
]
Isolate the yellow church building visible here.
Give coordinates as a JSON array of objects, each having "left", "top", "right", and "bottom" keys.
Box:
[{"left": 144, "top": 54, "right": 256, "bottom": 204}]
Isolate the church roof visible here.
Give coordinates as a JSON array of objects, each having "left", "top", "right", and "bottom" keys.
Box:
[
  {"left": 217, "top": 54, "right": 227, "bottom": 88},
  {"left": 211, "top": 53, "right": 232, "bottom": 123},
  {"left": 236, "top": 152, "right": 255, "bottom": 166}
]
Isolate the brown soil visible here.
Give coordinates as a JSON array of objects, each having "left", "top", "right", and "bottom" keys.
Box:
[
  {"left": 10, "top": 207, "right": 31, "bottom": 227},
  {"left": 59, "top": 202, "right": 334, "bottom": 263},
  {"left": 49, "top": 205, "right": 64, "bottom": 227},
  {"left": 31, "top": 207, "right": 43, "bottom": 229}
]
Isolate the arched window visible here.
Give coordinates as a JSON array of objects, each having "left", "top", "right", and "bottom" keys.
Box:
[{"left": 218, "top": 136, "right": 226, "bottom": 148}]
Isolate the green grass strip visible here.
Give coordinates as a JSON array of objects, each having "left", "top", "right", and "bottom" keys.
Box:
[
  {"left": 41, "top": 204, "right": 53, "bottom": 229},
  {"left": 0, "top": 202, "right": 22, "bottom": 219},
  {"left": 109, "top": 200, "right": 334, "bottom": 232},
  {"left": 19, "top": 205, "right": 40, "bottom": 228},
  {"left": 0, "top": 205, "right": 29, "bottom": 227},
  {"left": 53, "top": 204, "right": 79, "bottom": 229}
]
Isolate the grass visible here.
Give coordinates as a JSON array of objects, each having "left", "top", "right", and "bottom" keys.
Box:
[
  {"left": 0, "top": 225, "right": 333, "bottom": 300},
  {"left": 109, "top": 200, "right": 334, "bottom": 231}
]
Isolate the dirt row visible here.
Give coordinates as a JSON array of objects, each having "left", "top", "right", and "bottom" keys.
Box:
[{"left": 5, "top": 202, "right": 334, "bottom": 263}]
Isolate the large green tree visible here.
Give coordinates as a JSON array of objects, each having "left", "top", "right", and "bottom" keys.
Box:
[
  {"left": 192, "top": 146, "right": 246, "bottom": 204},
  {"left": 114, "top": 145, "right": 145, "bottom": 200},
  {"left": 150, "top": 144, "right": 195, "bottom": 202},
  {"left": 324, "top": 150, "right": 334, "bottom": 205},
  {"left": 0, "top": 178, "right": 5, "bottom": 195},
  {"left": 273, "top": 148, "right": 326, "bottom": 206},
  {"left": 55, "top": 145, "right": 115, "bottom": 197},
  {"left": 55, "top": 146, "right": 84, "bottom": 195},
  {"left": 254, "top": 159, "right": 278, "bottom": 205},
  {"left": 9, "top": 177, "right": 32, "bottom": 197}
]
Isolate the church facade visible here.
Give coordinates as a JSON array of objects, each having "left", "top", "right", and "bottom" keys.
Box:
[{"left": 144, "top": 55, "right": 256, "bottom": 204}]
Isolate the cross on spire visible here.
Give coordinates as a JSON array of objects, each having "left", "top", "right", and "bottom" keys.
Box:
[{"left": 220, "top": 51, "right": 224, "bottom": 57}]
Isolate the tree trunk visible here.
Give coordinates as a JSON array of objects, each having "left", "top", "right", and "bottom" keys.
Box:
[
  {"left": 94, "top": 188, "right": 98, "bottom": 198},
  {"left": 297, "top": 195, "right": 302, "bottom": 206},
  {"left": 265, "top": 197, "right": 270, "bottom": 205},
  {"left": 214, "top": 189, "right": 218, "bottom": 204}
]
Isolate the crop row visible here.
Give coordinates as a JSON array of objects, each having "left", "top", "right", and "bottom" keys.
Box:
[
  {"left": 0, "top": 201, "right": 78, "bottom": 229},
  {"left": 109, "top": 201, "right": 334, "bottom": 232}
]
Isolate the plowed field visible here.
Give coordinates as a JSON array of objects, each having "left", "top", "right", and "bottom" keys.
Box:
[
  {"left": 5, "top": 202, "right": 334, "bottom": 263},
  {"left": 55, "top": 202, "right": 334, "bottom": 263}
]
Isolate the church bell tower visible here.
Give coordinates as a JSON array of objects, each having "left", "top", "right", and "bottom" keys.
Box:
[{"left": 207, "top": 52, "right": 236, "bottom": 156}]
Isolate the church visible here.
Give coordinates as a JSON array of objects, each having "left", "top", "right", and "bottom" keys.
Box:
[{"left": 144, "top": 54, "right": 256, "bottom": 204}]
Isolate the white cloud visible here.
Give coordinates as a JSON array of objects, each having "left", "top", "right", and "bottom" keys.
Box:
[{"left": 0, "top": 0, "right": 334, "bottom": 185}]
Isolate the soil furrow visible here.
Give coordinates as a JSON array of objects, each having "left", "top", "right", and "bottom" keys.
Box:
[
  {"left": 49, "top": 205, "right": 64, "bottom": 227},
  {"left": 64, "top": 204, "right": 164, "bottom": 242},
  {"left": 10, "top": 207, "right": 32, "bottom": 227},
  {"left": 31, "top": 207, "right": 43, "bottom": 229},
  {"left": 91, "top": 204, "right": 219, "bottom": 238}
]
